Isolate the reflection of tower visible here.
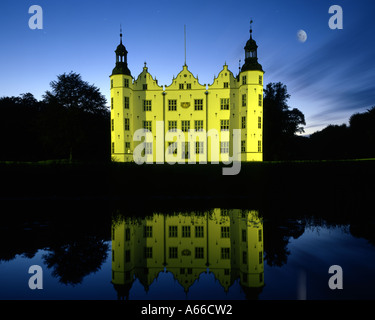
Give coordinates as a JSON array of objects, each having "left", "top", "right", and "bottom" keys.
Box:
[{"left": 111, "top": 209, "right": 264, "bottom": 299}]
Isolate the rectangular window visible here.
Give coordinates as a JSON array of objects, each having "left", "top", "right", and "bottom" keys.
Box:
[
  {"left": 111, "top": 119, "right": 114, "bottom": 131},
  {"left": 195, "top": 247, "right": 204, "bottom": 259},
  {"left": 125, "top": 250, "right": 130, "bottom": 263},
  {"left": 242, "top": 76, "right": 247, "bottom": 85},
  {"left": 220, "top": 98, "right": 229, "bottom": 110},
  {"left": 258, "top": 229, "right": 262, "bottom": 242},
  {"left": 124, "top": 118, "right": 130, "bottom": 131},
  {"left": 195, "top": 226, "right": 204, "bottom": 238},
  {"left": 169, "top": 226, "right": 178, "bottom": 237},
  {"left": 143, "top": 121, "right": 152, "bottom": 132},
  {"left": 124, "top": 78, "right": 129, "bottom": 88},
  {"left": 223, "top": 82, "right": 229, "bottom": 88},
  {"left": 111, "top": 79, "right": 113, "bottom": 89},
  {"left": 168, "top": 120, "right": 177, "bottom": 132},
  {"left": 125, "top": 142, "right": 130, "bottom": 151},
  {"left": 194, "top": 120, "right": 204, "bottom": 131},
  {"left": 143, "top": 100, "right": 152, "bottom": 111},
  {"left": 259, "top": 75, "right": 263, "bottom": 85},
  {"left": 145, "top": 142, "right": 152, "bottom": 155},
  {"left": 220, "top": 141, "right": 229, "bottom": 154},
  {"left": 124, "top": 96, "right": 129, "bottom": 109},
  {"left": 143, "top": 84, "right": 148, "bottom": 90},
  {"left": 111, "top": 98, "right": 114, "bottom": 109},
  {"left": 242, "top": 251, "right": 247, "bottom": 264},
  {"left": 169, "top": 247, "right": 178, "bottom": 259},
  {"left": 242, "top": 229, "right": 246, "bottom": 242},
  {"left": 168, "top": 99, "right": 177, "bottom": 111},
  {"left": 111, "top": 142, "right": 115, "bottom": 153},
  {"left": 194, "top": 99, "right": 203, "bottom": 111},
  {"left": 220, "top": 119, "right": 229, "bottom": 131},
  {"left": 221, "top": 248, "right": 230, "bottom": 259},
  {"left": 195, "top": 141, "right": 204, "bottom": 154},
  {"left": 186, "top": 83, "right": 191, "bottom": 90},
  {"left": 181, "top": 120, "right": 190, "bottom": 132},
  {"left": 125, "top": 228, "right": 130, "bottom": 241},
  {"left": 144, "top": 247, "right": 152, "bottom": 259},
  {"left": 168, "top": 142, "right": 177, "bottom": 155},
  {"left": 242, "top": 94, "right": 246, "bottom": 107},
  {"left": 258, "top": 117, "right": 261, "bottom": 129},
  {"left": 258, "top": 94, "right": 262, "bottom": 107},
  {"left": 221, "top": 226, "right": 230, "bottom": 238},
  {"left": 258, "top": 140, "right": 262, "bottom": 152},
  {"left": 259, "top": 251, "right": 263, "bottom": 264},
  {"left": 242, "top": 116, "right": 246, "bottom": 129},
  {"left": 241, "top": 140, "right": 246, "bottom": 153},
  {"left": 144, "top": 226, "right": 153, "bottom": 238},
  {"left": 179, "top": 83, "right": 184, "bottom": 89},
  {"left": 182, "top": 226, "right": 191, "bottom": 238}
]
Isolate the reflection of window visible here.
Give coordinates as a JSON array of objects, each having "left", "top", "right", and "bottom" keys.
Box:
[
  {"left": 182, "top": 226, "right": 191, "bottom": 237},
  {"left": 169, "top": 247, "right": 178, "bottom": 259},
  {"left": 259, "top": 251, "right": 263, "bottom": 264},
  {"left": 221, "top": 248, "right": 230, "bottom": 259},
  {"left": 258, "top": 229, "right": 262, "bottom": 242},
  {"left": 144, "top": 247, "right": 152, "bottom": 259},
  {"left": 125, "top": 228, "right": 130, "bottom": 241},
  {"left": 242, "top": 251, "right": 247, "bottom": 264},
  {"left": 242, "top": 229, "right": 246, "bottom": 242},
  {"left": 195, "top": 226, "right": 204, "bottom": 238},
  {"left": 221, "top": 226, "right": 230, "bottom": 238},
  {"left": 195, "top": 247, "right": 204, "bottom": 259},
  {"left": 169, "top": 226, "right": 178, "bottom": 237},
  {"left": 125, "top": 250, "right": 130, "bottom": 262},
  {"left": 144, "top": 226, "right": 152, "bottom": 238}
]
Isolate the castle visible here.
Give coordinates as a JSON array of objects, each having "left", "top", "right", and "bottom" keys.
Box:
[{"left": 110, "top": 22, "right": 264, "bottom": 163}]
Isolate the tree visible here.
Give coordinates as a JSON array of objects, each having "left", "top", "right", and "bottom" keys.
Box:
[{"left": 263, "top": 82, "right": 306, "bottom": 160}]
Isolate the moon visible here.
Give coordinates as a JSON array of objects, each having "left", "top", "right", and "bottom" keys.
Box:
[{"left": 297, "top": 29, "right": 307, "bottom": 43}]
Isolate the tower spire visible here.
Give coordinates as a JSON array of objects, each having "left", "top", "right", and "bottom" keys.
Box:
[
  {"left": 184, "top": 25, "right": 187, "bottom": 66},
  {"left": 120, "top": 24, "right": 123, "bottom": 44},
  {"left": 250, "top": 19, "right": 253, "bottom": 39}
]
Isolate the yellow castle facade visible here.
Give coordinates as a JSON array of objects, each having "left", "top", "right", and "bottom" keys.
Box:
[
  {"left": 111, "top": 209, "right": 264, "bottom": 299},
  {"left": 110, "top": 23, "right": 264, "bottom": 163}
]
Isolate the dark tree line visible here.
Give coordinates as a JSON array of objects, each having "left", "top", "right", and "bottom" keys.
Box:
[
  {"left": 0, "top": 72, "right": 110, "bottom": 162},
  {"left": 0, "top": 75, "right": 373, "bottom": 162}
]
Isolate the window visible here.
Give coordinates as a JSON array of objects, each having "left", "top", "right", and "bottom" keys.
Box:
[
  {"left": 242, "top": 251, "right": 247, "bottom": 264},
  {"left": 221, "top": 98, "right": 229, "bottom": 110},
  {"left": 195, "top": 247, "right": 204, "bottom": 259},
  {"left": 143, "top": 84, "right": 148, "bottom": 90},
  {"left": 168, "top": 99, "right": 177, "bottom": 111},
  {"left": 144, "top": 226, "right": 153, "bottom": 238},
  {"left": 258, "top": 117, "right": 262, "bottom": 129},
  {"left": 259, "top": 75, "right": 263, "bottom": 85},
  {"left": 125, "top": 250, "right": 130, "bottom": 263},
  {"left": 143, "top": 100, "right": 151, "bottom": 111},
  {"left": 242, "top": 94, "right": 246, "bottom": 107},
  {"left": 111, "top": 79, "right": 113, "bottom": 88},
  {"left": 111, "top": 142, "right": 115, "bottom": 153},
  {"left": 169, "top": 226, "right": 178, "bottom": 237},
  {"left": 124, "top": 96, "right": 129, "bottom": 109},
  {"left": 124, "top": 118, "right": 130, "bottom": 131},
  {"left": 195, "top": 226, "right": 204, "bottom": 238},
  {"left": 168, "top": 142, "right": 177, "bottom": 155},
  {"left": 111, "top": 119, "right": 114, "bottom": 131},
  {"left": 144, "top": 247, "right": 153, "bottom": 259},
  {"left": 221, "top": 119, "right": 229, "bottom": 131},
  {"left": 125, "top": 142, "right": 130, "bottom": 152},
  {"left": 186, "top": 83, "right": 191, "bottom": 89},
  {"left": 221, "top": 209, "right": 229, "bottom": 216},
  {"left": 194, "top": 120, "right": 204, "bottom": 131},
  {"left": 241, "top": 116, "right": 246, "bottom": 129},
  {"left": 112, "top": 249, "right": 115, "bottom": 261},
  {"left": 195, "top": 141, "right": 204, "bottom": 154},
  {"left": 169, "top": 247, "right": 178, "bottom": 259},
  {"left": 181, "top": 120, "right": 190, "bottom": 132},
  {"left": 182, "top": 226, "right": 191, "bottom": 237},
  {"left": 179, "top": 83, "right": 184, "bottom": 89},
  {"left": 220, "top": 141, "right": 229, "bottom": 154},
  {"left": 223, "top": 82, "right": 229, "bottom": 88},
  {"left": 168, "top": 121, "right": 177, "bottom": 132},
  {"left": 258, "top": 94, "right": 262, "bottom": 107},
  {"left": 111, "top": 98, "right": 114, "bottom": 109},
  {"left": 259, "top": 251, "right": 263, "bottom": 264},
  {"left": 242, "top": 229, "right": 246, "bottom": 242},
  {"left": 241, "top": 140, "right": 246, "bottom": 153},
  {"left": 221, "top": 248, "right": 230, "bottom": 259},
  {"left": 221, "top": 226, "right": 230, "bottom": 238},
  {"left": 242, "top": 75, "right": 247, "bottom": 85},
  {"left": 258, "top": 140, "right": 262, "bottom": 152},
  {"left": 143, "top": 121, "right": 152, "bottom": 132},
  {"left": 124, "top": 78, "right": 129, "bottom": 88},
  {"left": 194, "top": 99, "right": 203, "bottom": 111},
  {"left": 258, "top": 229, "right": 262, "bottom": 242},
  {"left": 145, "top": 142, "right": 152, "bottom": 155}
]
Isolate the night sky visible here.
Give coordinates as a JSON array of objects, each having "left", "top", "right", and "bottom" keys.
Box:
[{"left": 1, "top": 0, "right": 374, "bottom": 135}]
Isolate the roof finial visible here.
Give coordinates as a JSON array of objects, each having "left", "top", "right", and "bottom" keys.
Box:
[
  {"left": 120, "top": 24, "right": 123, "bottom": 44},
  {"left": 250, "top": 19, "right": 253, "bottom": 38}
]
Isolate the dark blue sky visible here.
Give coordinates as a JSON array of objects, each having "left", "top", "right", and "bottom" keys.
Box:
[{"left": 1, "top": 0, "right": 374, "bottom": 134}]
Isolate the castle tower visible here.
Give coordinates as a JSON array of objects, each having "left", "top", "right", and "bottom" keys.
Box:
[
  {"left": 238, "top": 21, "right": 264, "bottom": 161},
  {"left": 110, "top": 28, "right": 133, "bottom": 162}
]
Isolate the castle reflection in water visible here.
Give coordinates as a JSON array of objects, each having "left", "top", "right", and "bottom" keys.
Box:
[{"left": 111, "top": 209, "right": 264, "bottom": 299}]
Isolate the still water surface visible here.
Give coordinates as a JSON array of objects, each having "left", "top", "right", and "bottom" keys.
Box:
[{"left": 1, "top": 204, "right": 374, "bottom": 300}]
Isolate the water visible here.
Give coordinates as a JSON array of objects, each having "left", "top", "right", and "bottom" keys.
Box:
[{"left": 0, "top": 202, "right": 374, "bottom": 300}]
